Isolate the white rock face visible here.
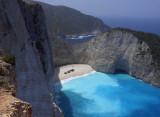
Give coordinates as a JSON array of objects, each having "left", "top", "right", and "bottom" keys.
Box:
[
  {"left": 52, "top": 30, "right": 160, "bottom": 87},
  {"left": 0, "top": 0, "right": 61, "bottom": 116},
  {"left": 87, "top": 31, "right": 160, "bottom": 86}
]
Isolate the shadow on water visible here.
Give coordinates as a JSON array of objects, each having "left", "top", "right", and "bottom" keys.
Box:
[
  {"left": 55, "top": 67, "right": 97, "bottom": 117},
  {"left": 54, "top": 68, "right": 73, "bottom": 117},
  {"left": 57, "top": 91, "right": 73, "bottom": 117},
  {"left": 57, "top": 91, "right": 95, "bottom": 117}
]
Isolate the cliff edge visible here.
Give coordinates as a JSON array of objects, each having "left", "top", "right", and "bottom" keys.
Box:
[{"left": 0, "top": 0, "right": 61, "bottom": 116}]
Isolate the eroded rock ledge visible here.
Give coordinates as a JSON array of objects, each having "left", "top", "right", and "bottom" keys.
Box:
[
  {"left": 0, "top": 59, "right": 32, "bottom": 117},
  {"left": 52, "top": 29, "right": 160, "bottom": 87},
  {"left": 0, "top": 89, "right": 32, "bottom": 117}
]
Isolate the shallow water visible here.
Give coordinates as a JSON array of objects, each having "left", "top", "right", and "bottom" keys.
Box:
[{"left": 55, "top": 72, "right": 160, "bottom": 117}]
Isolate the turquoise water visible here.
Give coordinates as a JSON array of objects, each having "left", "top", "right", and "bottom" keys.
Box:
[{"left": 55, "top": 72, "right": 160, "bottom": 117}]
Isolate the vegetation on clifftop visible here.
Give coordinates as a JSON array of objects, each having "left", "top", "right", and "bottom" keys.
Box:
[
  {"left": 111, "top": 28, "right": 160, "bottom": 69},
  {"left": 2, "top": 54, "right": 15, "bottom": 65},
  {"left": 36, "top": 1, "right": 110, "bottom": 36},
  {"left": 0, "top": 76, "right": 10, "bottom": 87}
]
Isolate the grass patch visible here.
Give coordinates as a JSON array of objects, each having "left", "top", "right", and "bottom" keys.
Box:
[
  {"left": 2, "top": 54, "right": 15, "bottom": 65},
  {"left": 0, "top": 76, "right": 10, "bottom": 87}
]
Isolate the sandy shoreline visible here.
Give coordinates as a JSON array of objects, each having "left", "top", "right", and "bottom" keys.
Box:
[
  {"left": 54, "top": 64, "right": 95, "bottom": 85},
  {"left": 55, "top": 71, "right": 96, "bottom": 86}
]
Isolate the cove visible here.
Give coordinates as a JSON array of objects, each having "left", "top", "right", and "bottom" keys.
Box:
[
  {"left": 63, "top": 35, "right": 96, "bottom": 44},
  {"left": 55, "top": 72, "right": 160, "bottom": 117}
]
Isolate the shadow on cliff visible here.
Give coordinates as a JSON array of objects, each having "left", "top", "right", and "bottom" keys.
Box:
[
  {"left": 54, "top": 67, "right": 61, "bottom": 83},
  {"left": 115, "top": 69, "right": 129, "bottom": 74},
  {"left": 54, "top": 68, "right": 73, "bottom": 117}
]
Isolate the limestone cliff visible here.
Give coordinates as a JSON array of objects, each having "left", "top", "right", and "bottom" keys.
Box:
[
  {"left": 0, "top": 0, "right": 61, "bottom": 116},
  {"left": 52, "top": 29, "right": 160, "bottom": 87}
]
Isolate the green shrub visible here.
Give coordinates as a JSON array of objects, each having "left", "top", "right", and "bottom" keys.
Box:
[
  {"left": 2, "top": 54, "right": 15, "bottom": 65},
  {"left": 0, "top": 76, "right": 10, "bottom": 87}
]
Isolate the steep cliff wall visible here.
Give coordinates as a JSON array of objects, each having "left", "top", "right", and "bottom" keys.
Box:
[
  {"left": 0, "top": 0, "right": 61, "bottom": 116},
  {"left": 52, "top": 30, "right": 160, "bottom": 87}
]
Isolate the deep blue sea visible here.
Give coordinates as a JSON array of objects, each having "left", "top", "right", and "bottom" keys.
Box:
[
  {"left": 55, "top": 72, "right": 160, "bottom": 117},
  {"left": 101, "top": 17, "right": 160, "bottom": 35},
  {"left": 63, "top": 18, "right": 159, "bottom": 44}
]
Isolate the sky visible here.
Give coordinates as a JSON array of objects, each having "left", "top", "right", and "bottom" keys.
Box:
[{"left": 35, "top": 0, "right": 160, "bottom": 19}]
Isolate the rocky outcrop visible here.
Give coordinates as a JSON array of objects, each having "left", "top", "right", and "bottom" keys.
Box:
[
  {"left": 0, "top": 0, "right": 61, "bottom": 116},
  {"left": 52, "top": 29, "right": 160, "bottom": 87},
  {"left": 0, "top": 60, "right": 32, "bottom": 117},
  {"left": 0, "top": 60, "right": 16, "bottom": 80},
  {"left": 0, "top": 60, "right": 16, "bottom": 96},
  {"left": 0, "top": 89, "right": 32, "bottom": 117},
  {"left": 10, "top": 101, "right": 32, "bottom": 117}
]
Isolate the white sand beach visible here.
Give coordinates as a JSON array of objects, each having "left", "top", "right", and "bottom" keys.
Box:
[{"left": 54, "top": 64, "right": 95, "bottom": 84}]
